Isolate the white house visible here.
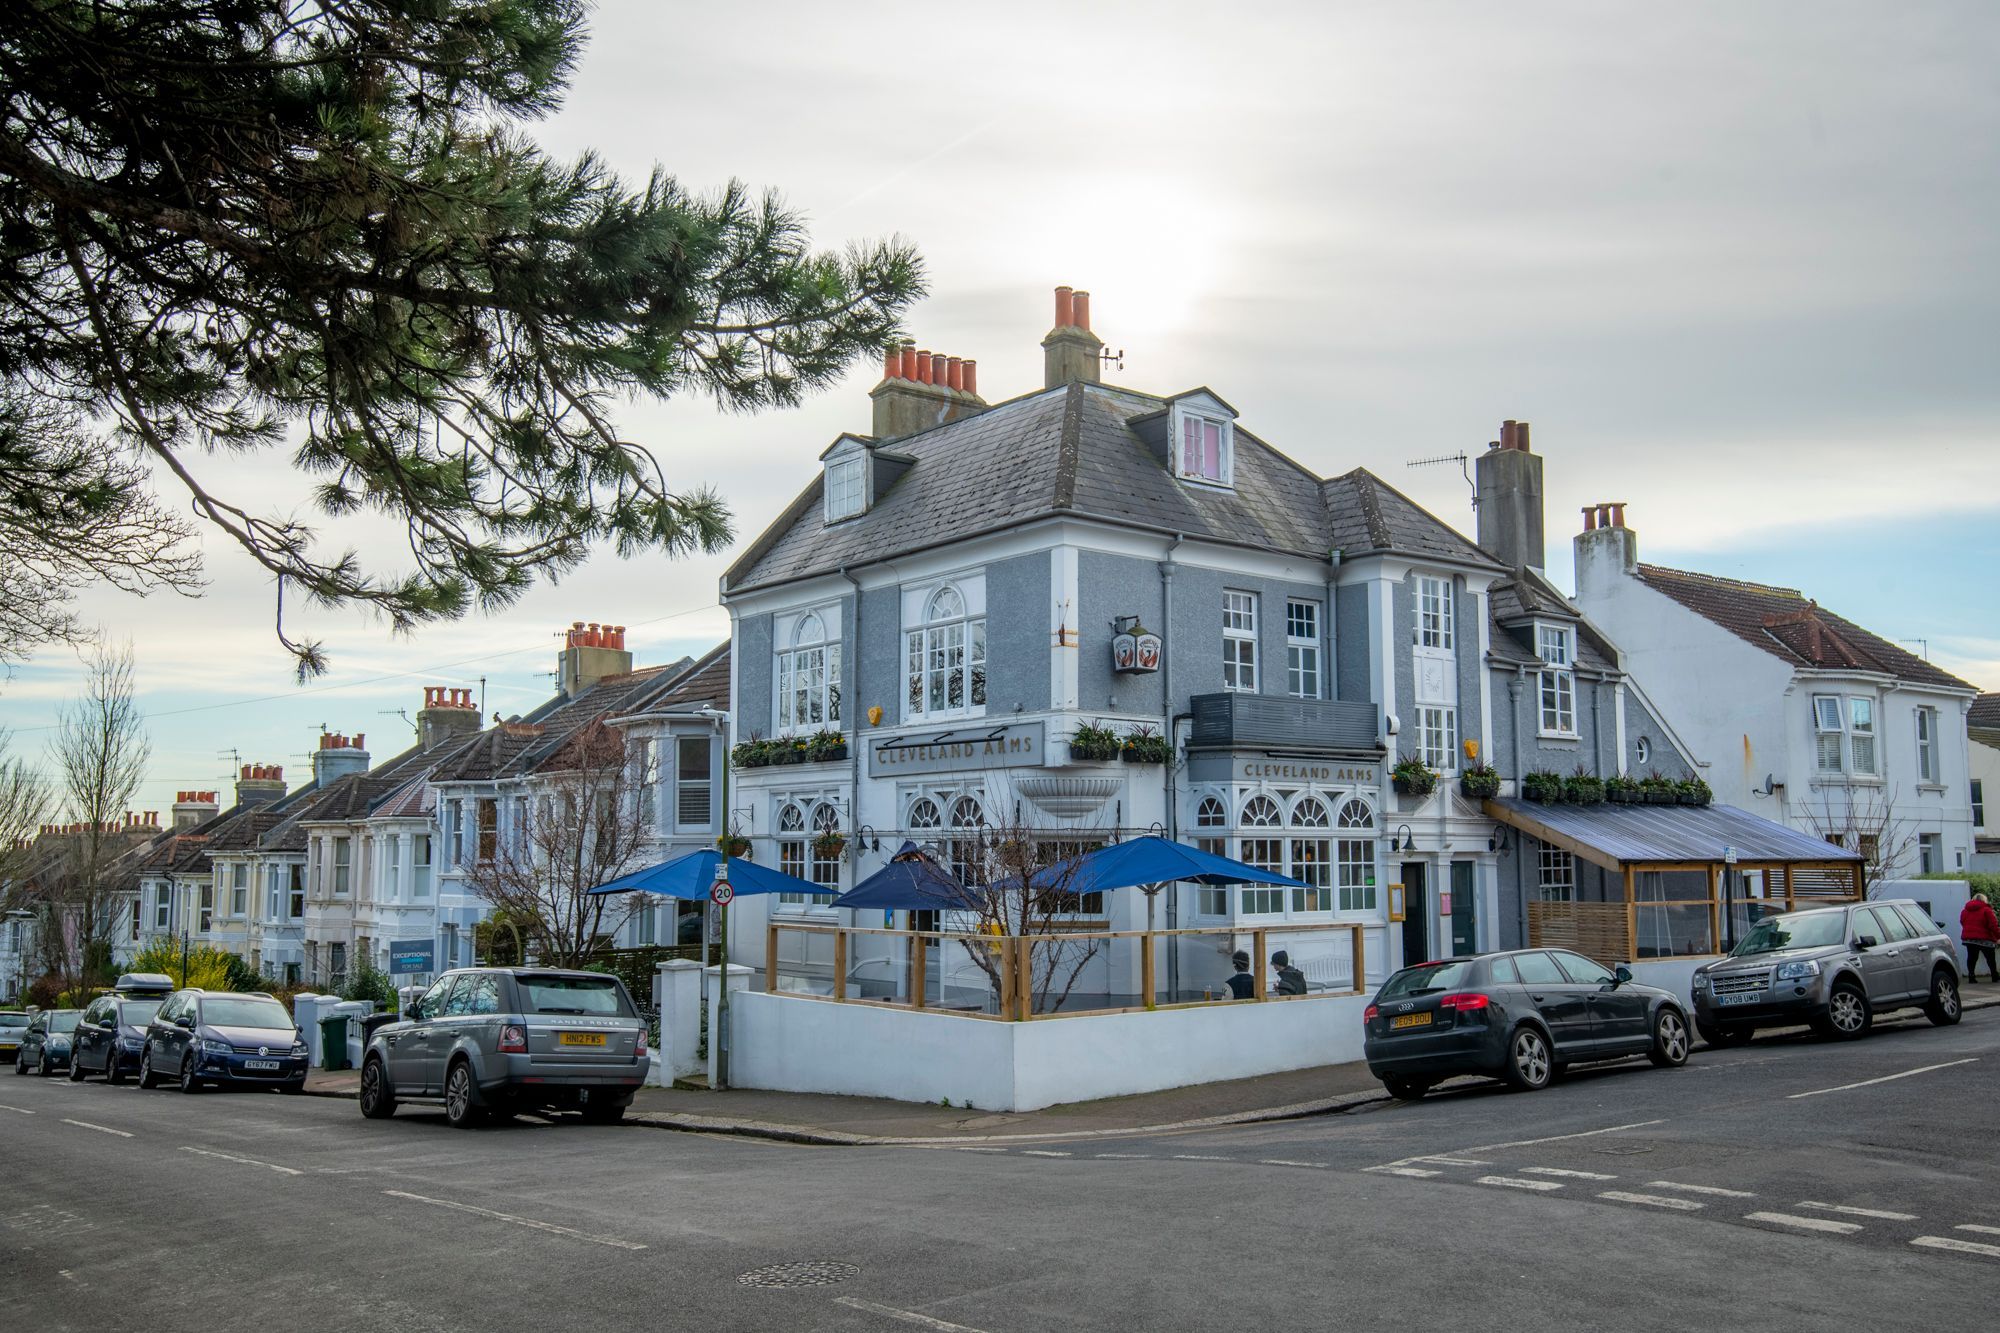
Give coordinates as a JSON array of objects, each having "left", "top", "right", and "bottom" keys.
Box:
[{"left": 1970, "top": 694, "right": 1999, "bottom": 873}]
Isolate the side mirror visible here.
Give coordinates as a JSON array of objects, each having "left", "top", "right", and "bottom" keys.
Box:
[
  {"left": 409, "top": 1001, "right": 426, "bottom": 1021},
  {"left": 1614, "top": 964, "right": 1634, "bottom": 985},
  {"left": 1853, "top": 935, "right": 1879, "bottom": 951},
  {"left": 173, "top": 1014, "right": 194, "bottom": 1029}
]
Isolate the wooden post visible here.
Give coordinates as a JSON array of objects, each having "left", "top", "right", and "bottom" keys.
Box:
[
  {"left": 999, "top": 934, "right": 1014, "bottom": 1018},
  {"left": 1707, "top": 864, "right": 1722, "bottom": 955},
  {"left": 765, "top": 922, "right": 779, "bottom": 992},
  {"left": 1852, "top": 862, "right": 1864, "bottom": 900},
  {"left": 1350, "top": 923, "right": 1366, "bottom": 994},
  {"left": 1784, "top": 863, "right": 1795, "bottom": 912},
  {"left": 912, "top": 932, "right": 928, "bottom": 1010},
  {"left": 1015, "top": 937, "right": 1034, "bottom": 1021},
  {"left": 1623, "top": 866, "right": 1637, "bottom": 961},
  {"left": 1141, "top": 932, "right": 1157, "bottom": 1009},
  {"left": 832, "top": 929, "right": 848, "bottom": 1002},
  {"left": 1252, "top": 928, "right": 1268, "bottom": 1000}
]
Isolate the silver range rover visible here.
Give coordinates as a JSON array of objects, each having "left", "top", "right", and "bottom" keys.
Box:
[{"left": 1692, "top": 899, "right": 1962, "bottom": 1045}]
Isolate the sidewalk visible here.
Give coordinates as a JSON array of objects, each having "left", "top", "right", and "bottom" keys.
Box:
[{"left": 303, "top": 985, "right": 2000, "bottom": 1146}]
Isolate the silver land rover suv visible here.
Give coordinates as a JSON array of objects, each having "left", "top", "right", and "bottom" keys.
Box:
[{"left": 1692, "top": 899, "right": 1961, "bottom": 1045}]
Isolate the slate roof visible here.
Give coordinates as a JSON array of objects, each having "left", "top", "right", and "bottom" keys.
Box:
[
  {"left": 427, "top": 658, "right": 694, "bottom": 784},
  {"left": 1970, "top": 692, "right": 2000, "bottom": 736},
  {"left": 1486, "top": 566, "right": 1618, "bottom": 673},
  {"left": 1635, "top": 564, "right": 1974, "bottom": 691},
  {"left": 724, "top": 382, "right": 1500, "bottom": 593},
  {"left": 618, "top": 642, "right": 730, "bottom": 716}
]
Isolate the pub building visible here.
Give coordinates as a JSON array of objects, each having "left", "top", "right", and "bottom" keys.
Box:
[{"left": 714, "top": 286, "right": 1708, "bottom": 1005}]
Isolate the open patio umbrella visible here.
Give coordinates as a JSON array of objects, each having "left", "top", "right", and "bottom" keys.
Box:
[
  {"left": 1029, "top": 835, "right": 1311, "bottom": 896},
  {"left": 830, "top": 841, "right": 978, "bottom": 912},
  {"left": 585, "top": 847, "right": 834, "bottom": 899}
]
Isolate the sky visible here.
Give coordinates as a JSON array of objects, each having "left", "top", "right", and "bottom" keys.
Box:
[{"left": 3, "top": 0, "right": 1995, "bottom": 819}]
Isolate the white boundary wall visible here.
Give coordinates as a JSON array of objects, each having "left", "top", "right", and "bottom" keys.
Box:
[{"left": 730, "top": 990, "right": 1372, "bottom": 1112}]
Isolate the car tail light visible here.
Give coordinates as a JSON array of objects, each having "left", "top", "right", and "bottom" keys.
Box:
[
  {"left": 635, "top": 1028, "right": 648, "bottom": 1056},
  {"left": 1363, "top": 1005, "right": 1379, "bottom": 1023},
  {"left": 498, "top": 1024, "right": 527, "bottom": 1053},
  {"left": 1437, "top": 992, "right": 1492, "bottom": 1012}
]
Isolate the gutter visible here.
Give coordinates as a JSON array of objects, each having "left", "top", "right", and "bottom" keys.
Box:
[
  {"left": 840, "top": 565, "right": 865, "bottom": 894},
  {"left": 1159, "top": 533, "right": 1186, "bottom": 1001}
]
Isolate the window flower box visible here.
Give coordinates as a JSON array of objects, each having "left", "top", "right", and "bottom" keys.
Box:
[
  {"left": 1675, "top": 778, "right": 1713, "bottom": 807},
  {"left": 1121, "top": 727, "right": 1171, "bottom": 764},
  {"left": 1521, "top": 770, "right": 1564, "bottom": 804},
  {"left": 1563, "top": 770, "right": 1605, "bottom": 805},
  {"left": 1605, "top": 776, "right": 1641, "bottom": 804},
  {"left": 1391, "top": 756, "right": 1437, "bottom": 797},
  {"left": 1638, "top": 774, "right": 1678, "bottom": 805},
  {"left": 1068, "top": 723, "right": 1123, "bottom": 764},
  {"left": 1458, "top": 765, "right": 1501, "bottom": 800}
]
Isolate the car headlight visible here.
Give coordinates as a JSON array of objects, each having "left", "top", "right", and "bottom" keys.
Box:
[
  {"left": 197, "top": 1038, "right": 233, "bottom": 1056},
  {"left": 290, "top": 1042, "right": 309, "bottom": 1057},
  {"left": 118, "top": 1034, "right": 144, "bottom": 1050},
  {"left": 1776, "top": 960, "right": 1821, "bottom": 980},
  {"left": 1691, "top": 971, "right": 1711, "bottom": 991}
]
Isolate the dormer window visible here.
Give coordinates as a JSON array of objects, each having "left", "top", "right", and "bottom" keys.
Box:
[
  {"left": 1179, "top": 414, "right": 1232, "bottom": 485},
  {"left": 824, "top": 457, "right": 864, "bottom": 522}
]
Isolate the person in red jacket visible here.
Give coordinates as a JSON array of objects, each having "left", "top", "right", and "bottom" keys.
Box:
[{"left": 1960, "top": 895, "right": 1999, "bottom": 983}]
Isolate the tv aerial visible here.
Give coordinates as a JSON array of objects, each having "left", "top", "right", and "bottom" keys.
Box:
[{"left": 1407, "top": 451, "right": 1475, "bottom": 511}]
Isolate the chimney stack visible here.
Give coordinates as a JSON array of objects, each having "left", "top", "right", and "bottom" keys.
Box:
[
  {"left": 559, "top": 621, "right": 635, "bottom": 698},
  {"left": 311, "top": 732, "right": 373, "bottom": 786},
  {"left": 235, "top": 763, "right": 286, "bottom": 807},
  {"left": 869, "top": 336, "right": 989, "bottom": 441},
  {"left": 1574, "top": 498, "right": 1640, "bottom": 594},
  {"left": 419, "top": 684, "right": 486, "bottom": 750},
  {"left": 1042, "top": 284, "right": 1105, "bottom": 389},
  {"left": 1474, "top": 417, "right": 1545, "bottom": 572},
  {"left": 171, "top": 790, "right": 221, "bottom": 831}
]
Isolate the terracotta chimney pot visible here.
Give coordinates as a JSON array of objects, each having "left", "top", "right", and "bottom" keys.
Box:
[
  {"left": 883, "top": 346, "right": 901, "bottom": 380},
  {"left": 1073, "top": 290, "right": 1091, "bottom": 332},
  {"left": 1516, "top": 421, "right": 1531, "bottom": 452},
  {"left": 946, "top": 356, "right": 963, "bottom": 391},
  {"left": 962, "top": 360, "right": 977, "bottom": 396},
  {"left": 1054, "top": 286, "right": 1075, "bottom": 329},
  {"left": 1582, "top": 506, "right": 1597, "bottom": 532},
  {"left": 899, "top": 342, "right": 918, "bottom": 380}
]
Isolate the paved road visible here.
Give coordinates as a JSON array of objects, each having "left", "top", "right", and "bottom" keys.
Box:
[{"left": 2, "top": 1007, "right": 1995, "bottom": 1332}]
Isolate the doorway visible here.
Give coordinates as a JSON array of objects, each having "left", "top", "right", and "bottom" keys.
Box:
[
  {"left": 1451, "top": 862, "right": 1477, "bottom": 956},
  {"left": 1400, "top": 862, "right": 1429, "bottom": 965}
]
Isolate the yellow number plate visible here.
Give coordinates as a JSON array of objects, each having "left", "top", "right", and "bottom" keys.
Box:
[
  {"left": 557, "top": 1031, "right": 607, "bottom": 1047},
  {"left": 1391, "top": 1012, "right": 1433, "bottom": 1030}
]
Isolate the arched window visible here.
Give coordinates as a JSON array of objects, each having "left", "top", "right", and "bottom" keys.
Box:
[
  {"left": 1238, "top": 795, "right": 1284, "bottom": 913},
  {"left": 908, "top": 796, "right": 942, "bottom": 832},
  {"left": 1337, "top": 798, "right": 1374, "bottom": 829},
  {"left": 1292, "top": 796, "right": 1330, "bottom": 827},
  {"left": 809, "top": 803, "right": 842, "bottom": 888},
  {"left": 776, "top": 803, "right": 810, "bottom": 905},
  {"left": 1289, "top": 796, "right": 1331, "bottom": 912},
  {"left": 906, "top": 584, "right": 986, "bottom": 718},
  {"left": 1241, "top": 795, "right": 1282, "bottom": 827},
  {"left": 1336, "top": 798, "right": 1377, "bottom": 912},
  {"left": 1195, "top": 796, "right": 1227, "bottom": 828},
  {"left": 948, "top": 795, "right": 984, "bottom": 887},
  {"left": 777, "top": 609, "right": 841, "bottom": 732}
]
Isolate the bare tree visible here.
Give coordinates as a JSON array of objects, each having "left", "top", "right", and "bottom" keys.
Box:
[
  {"left": 461, "top": 721, "right": 653, "bottom": 967},
  {"left": 943, "top": 826, "right": 1108, "bottom": 1016},
  {"left": 40, "top": 643, "right": 150, "bottom": 994},
  {"left": 1799, "top": 785, "right": 1921, "bottom": 890},
  {"left": 0, "top": 730, "right": 52, "bottom": 892}
]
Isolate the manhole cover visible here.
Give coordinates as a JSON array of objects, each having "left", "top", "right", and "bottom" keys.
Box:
[{"left": 736, "top": 1261, "right": 859, "bottom": 1289}]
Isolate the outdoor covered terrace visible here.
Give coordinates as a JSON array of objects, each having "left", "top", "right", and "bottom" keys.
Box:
[{"left": 1482, "top": 797, "right": 1866, "bottom": 965}]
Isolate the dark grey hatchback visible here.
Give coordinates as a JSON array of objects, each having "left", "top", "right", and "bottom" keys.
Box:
[{"left": 1363, "top": 949, "right": 1691, "bottom": 1100}]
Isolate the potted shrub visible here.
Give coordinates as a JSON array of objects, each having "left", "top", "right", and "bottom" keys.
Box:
[
  {"left": 1458, "top": 763, "right": 1501, "bottom": 800},
  {"left": 716, "top": 831, "right": 751, "bottom": 858},
  {"left": 1521, "top": 770, "right": 1564, "bottom": 803},
  {"left": 1605, "top": 775, "right": 1641, "bottom": 804},
  {"left": 1675, "top": 777, "right": 1713, "bottom": 807},
  {"left": 1121, "top": 726, "right": 1171, "bottom": 764},
  {"left": 1068, "top": 722, "right": 1122, "bottom": 763},
  {"left": 730, "top": 737, "right": 769, "bottom": 769},
  {"left": 813, "top": 829, "right": 848, "bottom": 859},
  {"left": 805, "top": 729, "right": 848, "bottom": 763},
  {"left": 1564, "top": 768, "right": 1605, "bottom": 805},
  {"left": 1391, "top": 755, "right": 1438, "bottom": 797},
  {"left": 1639, "top": 773, "right": 1677, "bottom": 805}
]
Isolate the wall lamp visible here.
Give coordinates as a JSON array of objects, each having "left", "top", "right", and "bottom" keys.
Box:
[
  {"left": 1392, "top": 823, "right": 1415, "bottom": 853},
  {"left": 1488, "top": 830, "right": 1511, "bottom": 853},
  {"left": 854, "top": 825, "right": 882, "bottom": 855}
]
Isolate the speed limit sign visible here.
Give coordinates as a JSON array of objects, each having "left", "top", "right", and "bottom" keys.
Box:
[{"left": 710, "top": 881, "right": 734, "bottom": 907}]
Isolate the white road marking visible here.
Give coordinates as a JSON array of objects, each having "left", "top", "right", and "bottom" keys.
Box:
[
  {"left": 61, "top": 1119, "right": 132, "bottom": 1138},
  {"left": 1414, "top": 1155, "right": 1491, "bottom": 1166},
  {"left": 180, "top": 1145, "right": 301, "bottom": 1176},
  {"left": 1093, "top": 1153, "right": 1153, "bottom": 1160},
  {"left": 951, "top": 1147, "right": 1006, "bottom": 1154},
  {"left": 1786, "top": 1058, "right": 1979, "bottom": 1100},
  {"left": 1914, "top": 1236, "right": 2000, "bottom": 1259},
  {"left": 1170, "top": 1154, "right": 1231, "bottom": 1162},
  {"left": 0, "top": 1104, "right": 33, "bottom": 1115},
  {"left": 1258, "top": 1159, "right": 1327, "bottom": 1169},
  {"left": 1523, "top": 1167, "right": 1618, "bottom": 1181},
  {"left": 1645, "top": 1180, "right": 1756, "bottom": 1198},
  {"left": 1956, "top": 1224, "right": 2000, "bottom": 1236},
  {"left": 1799, "top": 1201, "right": 1918, "bottom": 1221},
  {"left": 381, "top": 1190, "right": 646, "bottom": 1251},
  {"left": 832, "top": 1295, "right": 992, "bottom": 1332},
  {"left": 1598, "top": 1190, "right": 1704, "bottom": 1211},
  {"left": 1478, "top": 1175, "right": 1565, "bottom": 1192},
  {"left": 1019, "top": 1150, "right": 1072, "bottom": 1158},
  {"left": 1466, "top": 1119, "right": 1666, "bottom": 1153},
  {"left": 1745, "top": 1211, "right": 1863, "bottom": 1235},
  {"left": 1364, "top": 1166, "right": 1442, "bottom": 1179}
]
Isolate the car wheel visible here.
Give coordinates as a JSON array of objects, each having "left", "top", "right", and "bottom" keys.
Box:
[
  {"left": 68, "top": 1055, "right": 86, "bottom": 1082},
  {"left": 1381, "top": 1075, "right": 1429, "bottom": 1102},
  {"left": 442, "top": 1060, "right": 483, "bottom": 1129},
  {"left": 178, "top": 1052, "right": 203, "bottom": 1094},
  {"left": 1924, "top": 968, "right": 1963, "bottom": 1027},
  {"left": 38, "top": 1051, "right": 52, "bottom": 1077},
  {"left": 1648, "top": 1008, "right": 1691, "bottom": 1068},
  {"left": 11, "top": 1051, "right": 23, "bottom": 1075},
  {"left": 1815, "top": 981, "right": 1871, "bottom": 1041},
  {"left": 1501, "top": 1026, "right": 1553, "bottom": 1092},
  {"left": 358, "top": 1056, "right": 397, "bottom": 1120},
  {"left": 106, "top": 1057, "right": 126, "bottom": 1086},
  {"left": 135, "top": 1045, "right": 159, "bottom": 1089}
]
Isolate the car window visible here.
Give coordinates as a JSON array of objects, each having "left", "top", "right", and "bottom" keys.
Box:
[
  {"left": 121, "top": 1000, "right": 162, "bottom": 1028},
  {"left": 1376, "top": 962, "right": 1476, "bottom": 1001},
  {"left": 1730, "top": 911, "right": 1847, "bottom": 956},
  {"left": 0, "top": 1014, "right": 28, "bottom": 1032},
  {"left": 416, "top": 976, "right": 455, "bottom": 1020},
  {"left": 515, "top": 975, "right": 634, "bottom": 1016},
  {"left": 1486, "top": 956, "right": 1521, "bottom": 985},
  {"left": 462, "top": 975, "right": 502, "bottom": 1016},
  {"left": 1511, "top": 952, "right": 1569, "bottom": 986},
  {"left": 49, "top": 1012, "right": 80, "bottom": 1033},
  {"left": 1893, "top": 903, "right": 1939, "bottom": 938},
  {"left": 1865, "top": 905, "right": 1915, "bottom": 943},
  {"left": 1553, "top": 952, "right": 1616, "bottom": 986},
  {"left": 197, "top": 997, "right": 293, "bottom": 1030},
  {"left": 439, "top": 975, "right": 476, "bottom": 1018}
]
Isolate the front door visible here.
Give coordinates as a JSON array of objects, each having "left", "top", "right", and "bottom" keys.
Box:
[
  {"left": 1400, "top": 862, "right": 1429, "bottom": 966},
  {"left": 1450, "top": 862, "right": 1477, "bottom": 957}
]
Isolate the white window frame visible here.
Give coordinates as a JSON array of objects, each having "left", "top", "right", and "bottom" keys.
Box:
[
  {"left": 904, "top": 583, "right": 986, "bottom": 721},
  {"left": 1919, "top": 832, "right": 1941, "bottom": 875},
  {"left": 1848, "top": 697, "right": 1877, "bottom": 776},
  {"left": 1285, "top": 599, "right": 1320, "bottom": 699},
  {"left": 1418, "top": 577, "right": 1455, "bottom": 650},
  {"left": 1237, "top": 794, "right": 1284, "bottom": 915},
  {"left": 1536, "top": 623, "right": 1577, "bottom": 737},
  {"left": 332, "top": 836, "right": 351, "bottom": 897},
  {"left": 1193, "top": 795, "right": 1230, "bottom": 916},
  {"left": 1288, "top": 795, "right": 1332, "bottom": 914},
  {"left": 229, "top": 863, "right": 248, "bottom": 918},
  {"left": 1223, "top": 591, "right": 1259, "bottom": 693},
  {"left": 823, "top": 456, "right": 865, "bottom": 522},
  {"left": 1335, "top": 798, "right": 1376, "bottom": 913},
  {"left": 1813, "top": 695, "right": 1845, "bottom": 773},
  {"left": 776, "top": 607, "right": 843, "bottom": 734},
  {"left": 1537, "top": 847, "right": 1575, "bottom": 902},
  {"left": 1915, "top": 706, "right": 1938, "bottom": 784},
  {"left": 1176, "top": 412, "right": 1232, "bottom": 486},
  {"left": 634, "top": 737, "right": 658, "bottom": 829},
  {"left": 411, "top": 835, "right": 431, "bottom": 901},
  {"left": 384, "top": 834, "right": 401, "bottom": 901},
  {"left": 1417, "top": 705, "right": 1458, "bottom": 774},
  {"left": 676, "top": 735, "right": 714, "bottom": 830}
]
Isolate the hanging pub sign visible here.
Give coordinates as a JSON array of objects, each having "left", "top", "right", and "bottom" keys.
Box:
[{"left": 1111, "top": 616, "right": 1162, "bottom": 674}]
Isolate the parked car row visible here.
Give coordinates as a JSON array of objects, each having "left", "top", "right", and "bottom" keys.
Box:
[
  {"left": 15, "top": 972, "right": 311, "bottom": 1092},
  {"left": 1363, "top": 898, "right": 1962, "bottom": 1101}
]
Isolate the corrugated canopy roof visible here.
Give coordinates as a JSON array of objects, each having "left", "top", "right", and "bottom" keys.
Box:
[{"left": 1484, "top": 797, "right": 1862, "bottom": 874}]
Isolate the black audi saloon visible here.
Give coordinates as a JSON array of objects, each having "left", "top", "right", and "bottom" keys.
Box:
[{"left": 1363, "top": 948, "right": 1691, "bottom": 1100}]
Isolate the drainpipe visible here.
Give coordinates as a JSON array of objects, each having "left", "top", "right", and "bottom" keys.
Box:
[
  {"left": 1589, "top": 672, "right": 1605, "bottom": 776},
  {"left": 1510, "top": 669, "right": 1528, "bottom": 949},
  {"left": 840, "top": 565, "right": 864, "bottom": 908},
  {"left": 1158, "top": 534, "right": 1185, "bottom": 1000}
]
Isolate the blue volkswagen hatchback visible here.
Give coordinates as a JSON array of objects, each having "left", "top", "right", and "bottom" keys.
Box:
[{"left": 138, "top": 989, "right": 308, "bottom": 1093}]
